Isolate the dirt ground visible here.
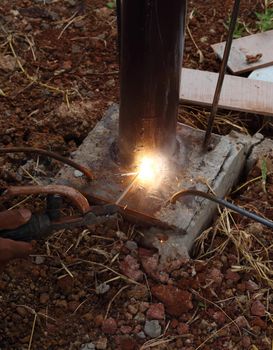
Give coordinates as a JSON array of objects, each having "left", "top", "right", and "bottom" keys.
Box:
[{"left": 0, "top": 0, "right": 273, "bottom": 349}]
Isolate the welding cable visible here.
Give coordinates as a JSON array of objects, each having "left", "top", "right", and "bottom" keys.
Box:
[
  {"left": 2, "top": 185, "right": 90, "bottom": 214},
  {"left": 0, "top": 147, "right": 94, "bottom": 180},
  {"left": 170, "top": 189, "right": 273, "bottom": 230}
]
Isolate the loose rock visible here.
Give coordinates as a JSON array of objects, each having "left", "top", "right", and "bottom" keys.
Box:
[
  {"left": 251, "top": 300, "right": 266, "bottom": 317},
  {"left": 151, "top": 285, "right": 193, "bottom": 316},
  {"left": 177, "top": 323, "right": 189, "bottom": 335},
  {"left": 81, "top": 342, "right": 96, "bottom": 350},
  {"left": 144, "top": 320, "right": 162, "bottom": 338},
  {"left": 127, "top": 285, "right": 148, "bottom": 300},
  {"left": 119, "top": 255, "right": 143, "bottom": 282},
  {"left": 102, "top": 318, "right": 118, "bottom": 334},
  {"left": 96, "top": 337, "right": 108, "bottom": 350},
  {"left": 120, "top": 325, "right": 132, "bottom": 334},
  {"left": 146, "top": 303, "right": 165, "bottom": 320}
]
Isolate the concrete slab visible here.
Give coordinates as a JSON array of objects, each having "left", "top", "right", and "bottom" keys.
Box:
[{"left": 58, "top": 104, "right": 260, "bottom": 260}]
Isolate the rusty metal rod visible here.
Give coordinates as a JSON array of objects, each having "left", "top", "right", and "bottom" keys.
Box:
[
  {"left": 170, "top": 189, "right": 273, "bottom": 229},
  {"left": 2, "top": 185, "right": 90, "bottom": 214},
  {"left": 203, "top": 0, "right": 240, "bottom": 148},
  {"left": 0, "top": 147, "right": 94, "bottom": 180}
]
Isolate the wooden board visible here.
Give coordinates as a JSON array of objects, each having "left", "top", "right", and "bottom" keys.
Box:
[
  {"left": 179, "top": 68, "right": 273, "bottom": 116},
  {"left": 211, "top": 29, "right": 273, "bottom": 74}
]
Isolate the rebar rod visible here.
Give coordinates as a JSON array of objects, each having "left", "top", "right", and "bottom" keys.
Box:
[
  {"left": 170, "top": 189, "right": 273, "bottom": 229},
  {"left": 0, "top": 147, "right": 94, "bottom": 180},
  {"left": 204, "top": 0, "right": 241, "bottom": 148}
]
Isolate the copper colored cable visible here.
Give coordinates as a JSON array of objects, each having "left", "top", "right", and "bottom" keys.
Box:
[{"left": 3, "top": 185, "right": 90, "bottom": 214}]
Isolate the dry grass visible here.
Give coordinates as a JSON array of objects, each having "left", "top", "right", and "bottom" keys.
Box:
[
  {"left": 196, "top": 207, "right": 273, "bottom": 289},
  {"left": 178, "top": 105, "right": 252, "bottom": 135}
]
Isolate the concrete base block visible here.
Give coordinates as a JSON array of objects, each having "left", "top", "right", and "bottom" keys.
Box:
[{"left": 58, "top": 104, "right": 260, "bottom": 259}]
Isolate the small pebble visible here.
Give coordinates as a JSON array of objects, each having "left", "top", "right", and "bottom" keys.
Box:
[
  {"left": 34, "top": 256, "right": 45, "bottom": 265},
  {"left": 128, "top": 304, "right": 138, "bottom": 315},
  {"left": 96, "top": 283, "right": 110, "bottom": 295},
  {"left": 146, "top": 303, "right": 165, "bottom": 320},
  {"left": 144, "top": 320, "right": 162, "bottom": 338},
  {"left": 96, "top": 337, "right": 108, "bottom": 350},
  {"left": 102, "top": 318, "right": 117, "bottom": 334},
  {"left": 137, "top": 331, "right": 146, "bottom": 339},
  {"left": 125, "top": 240, "right": 138, "bottom": 251},
  {"left": 134, "top": 312, "right": 145, "bottom": 322},
  {"left": 74, "top": 170, "right": 83, "bottom": 177},
  {"left": 81, "top": 343, "right": 95, "bottom": 350}
]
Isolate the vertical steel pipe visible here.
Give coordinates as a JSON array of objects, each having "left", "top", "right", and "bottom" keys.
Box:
[{"left": 118, "top": 0, "right": 187, "bottom": 164}]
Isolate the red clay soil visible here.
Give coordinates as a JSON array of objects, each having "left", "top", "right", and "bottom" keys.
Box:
[{"left": 0, "top": 1, "right": 273, "bottom": 349}]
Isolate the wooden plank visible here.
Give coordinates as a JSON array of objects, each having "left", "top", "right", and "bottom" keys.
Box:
[
  {"left": 179, "top": 68, "right": 273, "bottom": 116},
  {"left": 211, "top": 30, "right": 273, "bottom": 74}
]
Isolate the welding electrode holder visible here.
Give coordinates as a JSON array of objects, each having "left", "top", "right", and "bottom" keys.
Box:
[
  {"left": 0, "top": 206, "right": 118, "bottom": 242},
  {"left": 0, "top": 213, "right": 52, "bottom": 242},
  {"left": 0, "top": 193, "right": 60, "bottom": 241}
]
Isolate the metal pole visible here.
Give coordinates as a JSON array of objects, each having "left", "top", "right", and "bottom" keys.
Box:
[
  {"left": 203, "top": 0, "right": 240, "bottom": 148},
  {"left": 118, "top": 0, "right": 187, "bottom": 164}
]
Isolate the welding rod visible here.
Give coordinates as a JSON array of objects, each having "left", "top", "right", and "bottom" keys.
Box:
[
  {"left": 115, "top": 174, "right": 139, "bottom": 205},
  {"left": 203, "top": 0, "right": 241, "bottom": 148},
  {"left": 170, "top": 189, "right": 273, "bottom": 230}
]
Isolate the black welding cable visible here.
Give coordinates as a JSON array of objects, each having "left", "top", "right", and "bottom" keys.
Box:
[{"left": 170, "top": 189, "right": 273, "bottom": 230}]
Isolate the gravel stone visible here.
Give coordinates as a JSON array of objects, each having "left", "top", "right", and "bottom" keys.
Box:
[
  {"left": 137, "top": 331, "right": 146, "bottom": 339},
  {"left": 95, "top": 283, "right": 110, "bottom": 295},
  {"left": 251, "top": 300, "right": 266, "bottom": 317},
  {"left": 74, "top": 170, "right": 83, "bottom": 177},
  {"left": 125, "top": 240, "right": 138, "bottom": 251},
  {"left": 144, "top": 320, "right": 162, "bottom": 338},
  {"left": 34, "top": 256, "right": 45, "bottom": 265},
  {"left": 101, "top": 318, "right": 117, "bottom": 334},
  {"left": 146, "top": 303, "right": 165, "bottom": 320},
  {"left": 134, "top": 312, "right": 145, "bottom": 322},
  {"left": 96, "top": 337, "right": 108, "bottom": 350},
  {"left": 81, "top": 343, "right": 96, "bottom": 350},
  {"left": 119, "top": 255, "right": 143, "bottom": 282}
]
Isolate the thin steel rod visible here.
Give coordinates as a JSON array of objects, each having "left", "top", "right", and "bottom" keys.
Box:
[
  {"left": 170, "top": 189, "right": 273, "bottom": 230},
  {"left": 0, "top": 147, "right": 94, "bottom": 180},
  {"left": 204, "top": 0, "right": 240, "bottom": 147}
]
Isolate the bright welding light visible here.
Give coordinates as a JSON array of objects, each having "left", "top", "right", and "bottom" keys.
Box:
[{"left": 137, "top": 155, "right": 165, "bottom": 185}]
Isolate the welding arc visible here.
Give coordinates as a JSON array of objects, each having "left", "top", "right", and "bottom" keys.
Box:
[
  {"left": 0, "top": 147, "right": 94, "bottom": 180},
  {"left": 170, "top": 189, "right": 273, "bottom": 230}
]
